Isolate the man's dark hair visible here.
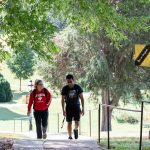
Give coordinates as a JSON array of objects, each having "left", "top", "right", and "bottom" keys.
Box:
[{"left": 66, "top": 74, "right": 74, "bottom": 80}]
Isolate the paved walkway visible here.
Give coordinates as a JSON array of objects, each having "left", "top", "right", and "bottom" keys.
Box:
[{"left": 13, "top": 133, "right": 102, "bottom": 150}]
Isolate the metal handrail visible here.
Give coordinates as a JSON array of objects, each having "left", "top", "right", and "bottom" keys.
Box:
[
  {"left": 13, "top": 117, "right": 29, "bottom": 120},
  {"left": 0, "top": 109, "right": 98, "bottom": 136},
  {"left": 99, "top": 103, "right": 141, "bottom": 112}
]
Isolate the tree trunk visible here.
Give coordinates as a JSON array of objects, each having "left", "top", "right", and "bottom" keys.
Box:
[
  {"left": 101, "top": 88, "right": 113, "bottom": 131},
  {"left": 19, "top": 77, "right": 21, "bottom": 91}
]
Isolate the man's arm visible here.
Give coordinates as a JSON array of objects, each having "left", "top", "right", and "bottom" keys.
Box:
[
  {"left": 79, "top": 93, "right": 84, "bottom": 115},
  {"left": 61, "top": 95, "right": 66, "bottom": 116}
]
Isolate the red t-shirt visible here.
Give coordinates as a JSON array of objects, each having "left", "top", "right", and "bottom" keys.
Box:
[{"left": 28, "top": 88, "right": 52, "bottom": 112}]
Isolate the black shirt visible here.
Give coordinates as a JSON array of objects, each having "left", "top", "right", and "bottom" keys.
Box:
[{"left": 61, "top": 84, "right": 83, "bottom": 106}]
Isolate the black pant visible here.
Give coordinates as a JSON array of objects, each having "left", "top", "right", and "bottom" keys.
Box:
[{"left": 34, "top": 109, "right": 48, "bottom": 139}]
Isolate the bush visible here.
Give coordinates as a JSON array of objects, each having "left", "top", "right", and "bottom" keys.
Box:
[
  {"left": 0, "top": 74, "right": 13, "bottom": 102},
  {"left": 116, "top": 114, "right": 139, "bottom": 124}
]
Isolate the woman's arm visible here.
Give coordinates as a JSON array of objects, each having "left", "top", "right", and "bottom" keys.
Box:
[
  {"left": 27, "top": 92, "right": 34, "bottom": 115},
  {"left": 46, "top": 89, "right": 52, "bottom": 107}
]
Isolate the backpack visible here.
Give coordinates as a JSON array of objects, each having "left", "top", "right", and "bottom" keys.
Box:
[{"left": 32, "top": 88, "right": 48, "bottom": 109}]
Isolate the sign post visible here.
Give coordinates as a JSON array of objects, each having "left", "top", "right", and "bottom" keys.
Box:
[{"left": 28, "top": 80, "right": 34, "bottom": 91}]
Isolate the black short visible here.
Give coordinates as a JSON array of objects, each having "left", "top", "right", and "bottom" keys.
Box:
[{"left": 66, "top": 105, "right": 81, "bottom": 122}]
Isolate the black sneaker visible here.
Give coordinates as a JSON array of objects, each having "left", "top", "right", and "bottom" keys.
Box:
[
  {"left": 68, "top": 136, "right": 73, "bottom": 140},
  {"left": 74, "top": 129, "right": 78, "bottom": 139}
]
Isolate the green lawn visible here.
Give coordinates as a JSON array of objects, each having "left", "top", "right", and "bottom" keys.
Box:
[{"left": 101, "top": 138, "right": 150, "bottom": 150}]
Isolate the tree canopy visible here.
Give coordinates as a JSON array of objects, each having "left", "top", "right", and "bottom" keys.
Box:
[
  {"left": 1, "top": 0, "right": 149, "bottom": 61},
  {"left": 52, "top": 0, "right": 149, "bottom": 43},
  {"left": 1, "top": 0, "right": 59, "bottom": 61},
  {"left": 7, "top": 42, "right": 35, "bottom": 90}
]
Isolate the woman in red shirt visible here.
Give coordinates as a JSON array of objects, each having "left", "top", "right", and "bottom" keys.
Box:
[{"left": 27, "top": 79, "right": 52, "bottom": 139}]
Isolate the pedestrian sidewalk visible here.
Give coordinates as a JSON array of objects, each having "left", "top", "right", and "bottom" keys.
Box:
[{"left": 13, "top": 133, "right": 102, "bottom": 150}]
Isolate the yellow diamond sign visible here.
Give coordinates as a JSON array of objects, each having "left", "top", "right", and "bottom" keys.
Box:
[{"left": 134, "top": 44, "right": 150, "bottom": 67}]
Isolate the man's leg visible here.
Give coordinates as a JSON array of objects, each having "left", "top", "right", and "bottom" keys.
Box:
[
  {"left": 73, "top": 106, "right": 81, "bottom": 139},
  {"left": 41, "top": 109, "right": 49, "bottom": 139},
  {"left": 67, "top": 122, "right": 72, "bottom": 139},
  {"left": 75, "top": 121, "right": 79, "bottom": 129},
  {"left": 73, "top": 121, "right": 79, "bottom": 139},
  {"left": 66, "top": 106, "right": 73, "bottom": 139},
  {"left": 34, "top": 111, "right": 42, "bottom": 139}
]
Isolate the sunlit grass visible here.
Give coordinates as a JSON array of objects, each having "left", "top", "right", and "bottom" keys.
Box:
[
  {"left": 100, "top": 138, "right": 150, "bottom": 150},
  {"left": 0, "top": 133, "right": 27, "bottom": 139}
]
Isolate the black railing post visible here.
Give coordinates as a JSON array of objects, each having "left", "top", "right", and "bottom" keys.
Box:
[
  {"left": 139, "top": 101, "right": 144, "bottom": 150},
  {"left": 79, "top": 121, "right": 81, "bottom": 135},
  {"left": 48, "top": 118, "right": 49, "bottom": 132},
  {"left": 14, "top": 120, "right": 15, "bottom": 132},
  {"left": 89, "top": 110, "right": 92, "bottom": 137},
  {"left": 21, "top": 120, "right": 22, "bottom": 132},
  {"left": 57, "top": 113, "right": 59, "bottom": 133},
  {"left": 107, "top": 105, "right": 110, "bottom": 149},
  {"left": 98, "top": 104, "right": 101, "bottom": 144}
]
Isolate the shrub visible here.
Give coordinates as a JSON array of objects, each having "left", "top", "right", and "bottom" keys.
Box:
[
  {"left": 127, "top": 116, "right": 139, "bottom": 124},
  {"left": 116, "top": 114, "right": 139, "bottom": 124},
  {"left": 0, "top": 74, "right": 13, "bottom": 102}
]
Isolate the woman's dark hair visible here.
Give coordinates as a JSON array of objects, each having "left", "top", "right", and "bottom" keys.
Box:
[
  {"left": 66, "top": 74, "right": 74, "bottom": 80},
  {"left": 34, "top": 79, "right": 43, "bottom": 89}
]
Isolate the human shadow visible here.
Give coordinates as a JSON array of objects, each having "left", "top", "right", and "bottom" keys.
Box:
[{"left": 0, "top": 107, "right": 27, "bottom": 120}]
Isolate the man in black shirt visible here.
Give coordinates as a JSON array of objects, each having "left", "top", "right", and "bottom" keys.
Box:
[{"left": 61, "top": 74, "right": 85, "bottom": 139}]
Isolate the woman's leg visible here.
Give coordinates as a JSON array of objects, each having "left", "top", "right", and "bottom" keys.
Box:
[
  {"left": 34, "top": 110, "right": 42, "bottom": 139},
  {"left": 41, "top": 109, "right": 48, "bottom": 138}
]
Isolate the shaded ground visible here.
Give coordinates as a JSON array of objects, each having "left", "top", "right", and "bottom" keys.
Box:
[
  {"left": 0, "top": 133, "right": 27, "bottom": 150},
  {"left": 0, "top": 139, "right": 14, "bottom": 150},
  {"left": 0, "top": 107, "right": 26, "bottom": 120}
]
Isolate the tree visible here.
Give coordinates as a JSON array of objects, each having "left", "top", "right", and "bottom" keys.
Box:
[
  {"left": 36, "top": 27, "right": 92, "bottom": 91},
  {"left": 51, "top": 0, "right": 150, "bottom": 131},
  {"left": 84, "top": 32, "right": 150, "bottom": 131},
  {"left": 37, "top": 26, "right": 150, "bottom": 131},
  {"left": 0, "top": 74, "right": 13, "bottom": 102},
  {"left": 7, "top": 43, "right": 35, "bottom": 91}
]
